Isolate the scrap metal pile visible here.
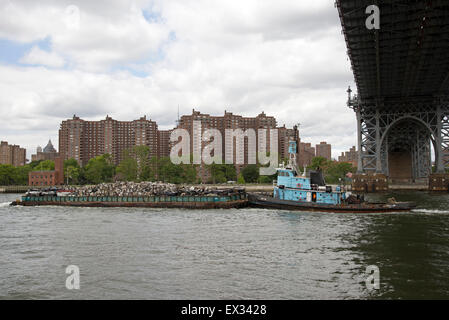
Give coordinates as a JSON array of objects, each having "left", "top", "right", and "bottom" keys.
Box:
[{"left": 65, "top": 182, "right": 244, "bottom": 197}]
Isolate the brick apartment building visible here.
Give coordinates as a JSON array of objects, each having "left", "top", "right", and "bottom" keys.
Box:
[
  {"left": 56, "top": 112, "right": 323, "bottom": 183},
  {"left": 338, "top": 146, "right": 358, "bottom": 168},
  {"left": 315, "top": 141, "right": 332, "bottom": 161},
  {"left": 176, "top": 110, "right": 299, "bottom": 182},
  {"left": 0, "top": 141, "right": 26, "bottom": 167},
  {"left": 59, "top": 115, "right": 161, "bottom": 166},
  {"left": 157, "top": 130, "right": 172, "bottom": 158},
  {"left": 298, "top": 142, "right": 315, "bottom": 169}
]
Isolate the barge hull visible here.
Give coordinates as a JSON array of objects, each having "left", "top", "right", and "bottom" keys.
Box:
[{"left": 18, "top": 200, "right": 248, "bottom": 209}]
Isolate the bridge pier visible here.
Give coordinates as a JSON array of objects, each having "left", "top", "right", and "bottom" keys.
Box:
[
  {"left": 352, "top": 173, "right": 388, "bottom": 193},
  {"left": 429, "top": 173, "right": 449, "bottom": 192}
]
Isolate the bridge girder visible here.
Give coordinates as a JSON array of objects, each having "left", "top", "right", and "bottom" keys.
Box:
[{"left": 337, "top": 0, "right": 449, "bottom": 176}]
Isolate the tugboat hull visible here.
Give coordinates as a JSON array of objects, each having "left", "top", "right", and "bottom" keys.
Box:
[{"left": 248, "top": 193, "right": 415, "bottom": 213}]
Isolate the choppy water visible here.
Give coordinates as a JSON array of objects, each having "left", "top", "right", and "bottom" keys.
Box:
[{"left": 1, "top": 191, "right": 449, "bottom": 300}]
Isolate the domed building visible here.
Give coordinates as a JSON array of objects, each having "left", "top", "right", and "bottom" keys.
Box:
[{"left": 31, "top": 139, "right": 60, "bottom": 162}]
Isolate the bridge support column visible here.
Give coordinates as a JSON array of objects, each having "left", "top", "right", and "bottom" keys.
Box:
[
  {"left": 375, "top": 109, "right": 383, "bottom": 173},
  {"left": 356, "top": 106, "right": 364, "bottom": 173},
  {"left": 436, "top": 105, "right": 446, "bottom": 173}
]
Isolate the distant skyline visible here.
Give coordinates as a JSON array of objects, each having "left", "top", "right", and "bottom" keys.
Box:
[{"left": 0, "top": 0, "right": 356, "bottom": 160}]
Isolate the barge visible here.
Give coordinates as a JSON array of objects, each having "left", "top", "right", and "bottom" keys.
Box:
[{"left": 13, "top": 193, "right": 248, "bottom": 209}]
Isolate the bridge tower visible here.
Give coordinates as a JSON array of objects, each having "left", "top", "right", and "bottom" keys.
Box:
[{"left": 337, "top": 0, "right": 449, "bottom": 191}]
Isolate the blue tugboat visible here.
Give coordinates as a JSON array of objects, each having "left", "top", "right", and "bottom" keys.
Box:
[{"left": 248, "top": 127, "right": 415, "bottom": 213}]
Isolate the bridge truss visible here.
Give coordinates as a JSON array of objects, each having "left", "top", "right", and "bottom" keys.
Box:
[{"left": 337, "top": 0, "right": 449, "bottom": 178}]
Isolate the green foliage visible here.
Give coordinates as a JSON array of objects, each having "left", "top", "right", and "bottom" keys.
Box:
[
  {"left": 14, "top": 165, "right": 33, "bottom": 185},
  {"left": 116, "top": 146, "right": 154, "bottom": 182},
  {"left": 116, "top": 149, "right": 138, "bottom": 181},
  {"left": 307, "top": 157, "right": 355, "bottom": 184},
  {"left": 28, "top": 160, "right": 42, "bottom": 169},
  {"left": 151, "top": 157, "right": 197, "bottom": 184},
  {"left": 325, "top": 162, "right": 355, "bottom": 184},
  {"left": 241, "top": 164, "right": 259, "bottom": 183},
  {"left": 258, "top": 175, "right": 273, "bottom": 184},
  {"left": 237, "top": 173, "right": 245, "bottom": 184},
  {"left": 308, "top": 157, "right": 330, "bottom": 171},
  {"left": 0, "top": 151, "right": 208, "bottom": 186},
  {"left": 65, "top": 166, "right": 80, "bottom": 185},
  {"left": 0, "top": 164, "right": 17, "bottom": 185},
  {"left": 29, "top": 159, "right": 55, "bottom": 171},
  {"left": 134, "top": 145, "right": 151, "bottom": 181},
  {"left": 64, "top": 158, "right": 80, "bottom": 169},
  {"left": 84, "top": 154, "right": 115, "bottom": 184},
  {"left": 0, "top": 164, "right": 32, "bottom": 185},
  {"left": 63, "top": 158, "right": 81, "bottom": 185},
  {"left": 207, "top": 164, "right": 237, "bottom": 184}
]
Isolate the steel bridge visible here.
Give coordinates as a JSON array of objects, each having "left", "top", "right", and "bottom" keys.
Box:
[{"left": 336, "top": 0, "right": 449, "bottom": 181}]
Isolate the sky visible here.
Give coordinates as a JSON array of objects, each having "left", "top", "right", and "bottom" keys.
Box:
[{"left": 0, "top": 0, "right": 357, "bottom": 160}]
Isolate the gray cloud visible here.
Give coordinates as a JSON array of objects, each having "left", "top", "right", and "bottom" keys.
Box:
[{"left": 0, "top": 0, "right": 357, "bottom": 160}]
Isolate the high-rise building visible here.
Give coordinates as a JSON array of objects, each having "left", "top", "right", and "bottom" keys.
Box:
[
  {"left": 31, "top": 140, "right": 60, "bottom": 162},
  {"left": 157, "top": 130, "right": 173, "bottom": 158},
  {"left": 298, "top": 142, "right": 315, "bottom": 168},
  {"left": 176, "top": 110, "right": 298, "bottom": 182},
  {"left": 0, "top": 141, "right": 26, "bottom": 166},
  {"left": 59, "top": 115, "right": 160, "bottom": 166},
  {"left": 338, "top": 146, "right": 358, "bottom": 168},
  {"left": 278, "top": 125, "right": 299, "bottom": 162},
  {"left": 315, "top": 141, "right": 332, "bottom": 161}
]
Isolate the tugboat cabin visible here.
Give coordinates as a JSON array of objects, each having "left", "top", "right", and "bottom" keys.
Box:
[{"left": 274, "top": 140, "right": 346, "bottom": 205}]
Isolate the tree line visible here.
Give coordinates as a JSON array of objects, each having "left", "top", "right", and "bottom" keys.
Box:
[
  {"left": 306, "top": 156, "right": 356, "bottom": 184},
  {"left": 0, "top": 147, "right": 355, "bottom": 186}
]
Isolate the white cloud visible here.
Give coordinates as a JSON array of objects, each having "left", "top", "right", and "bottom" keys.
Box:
[
  {"left": 0, "top": 0, "right": 357, "bottom": 159},
  {"left": 19, "top": 46, "right": 65, "bottom": 68}
]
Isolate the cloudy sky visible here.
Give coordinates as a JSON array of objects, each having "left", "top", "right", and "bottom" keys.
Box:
[{"left": 0, "top": 0, "right": 356, "bottom": 160}]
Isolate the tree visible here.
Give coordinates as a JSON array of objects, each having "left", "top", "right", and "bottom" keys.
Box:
[
  {"left": 14, "top": 165, "right": 33, "bottom": 185},
  {"left": 181, "top": 164, "right": 197, "bottom": 184},
  {"left": 0, "top": 164, "right": 16, "bottom": 185},
  {"left": 308, "top": 157, "right": 330, "bottom": 171},
  {"left": 207, "top": 164, "right": 236, "bottom": 184},
  {"left": 259, "top": 175, "right": 273, "bottom": 184},
  {"left": 241, "top": 164, "right": 259, "bottom": 183},
  {"left": 64, "top": 158, "right": 80, "bottom": 169},
  {"left": 237, "top": 173, "right": 245, "bottom": 184},
  {"left": 65, "top": 166, "right": 80, "bottom": 185},
  {"left": 116, "top": 149, "right": 138, "bottom": 181},
  {"left": 134, "top": 145, "right": 151, "bottom": 181},
  {"left": 208, "top": 164, "right": 226, "bottom": 184},
  {"left": 33, "top": 160, "right": 55, "bottom": 171},
  {"left": 64, "top": 158, "right": 81, "bottom": 185},
  {"left": 84, "top": 154, "right": 115, "bottom": 184},
  {"left": 325, "top": 162, "right": 355, "bottom": 184},
  {"left": 0, "top": 164, "right": 32, "bottom": 186}
]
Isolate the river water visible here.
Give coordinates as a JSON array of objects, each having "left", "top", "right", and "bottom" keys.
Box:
[{"left": 1, "top": 191, "right": 448, "bottom": 300}]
